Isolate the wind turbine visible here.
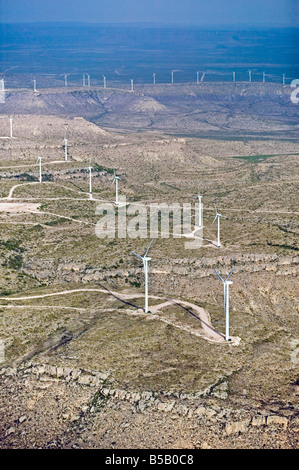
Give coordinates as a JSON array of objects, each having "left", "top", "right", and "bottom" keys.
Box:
[
  {"left": 248, "top": 70, "right": 252, "bottom": 82},
  {"left": 213, "top": 266, "right": 236, "bottom": 341},
  {"left": 212, "top": 203, "right": 227, "bottom": 248},
  {"left": 87, "top": 74, "right": 90, "bottom": 87},
  {"left": 193, "top": 191, "right": 203, "bottom": 228},
  {"left": 131, "top": 238, "right": 155, "bottom": 313},
  {"left": 103, "top": 75, "right": 107, "bottom": 89},
  {"left": 33, "top": 78, "right": 37, "bottom": 92},
  {"left": 263, "top": 71, "right": 266, "bottom": 83},
  {"left": 196, "top": 71, "right": 199, "bottom": 84},
  {"left": 153, "top": 73, "right": 156, "bottom": 85},
  {"left": 88, "top": 161, "right": 93, "bottom": 199},
  {"left": 9, "top": 116, "right": 13, "bottom": 138},
  {"left": 113, "top": 170, "right": 120, "bottom": 205},
  {"left": 171, "top": 71, "right": 174, "bottom": 84},
  {"left": 63, "top": 134, "right": 68, "bottom": 162},
  {"left": 130, "top": 79, "right": 134, "bottom": 92},
  {"left": 0, "top": 78, "right": 4, "bottom": 92},
  {"left": 64, "top": 74, "right": 68, "bottom": 87},
  {"left": 232, "top": 71, "right": 236, "bottom": 82},
  {"left": 37, "top": 156, "right": 43, "bottom": 183},
  {"left": 283, "top": 74, "right": 285, "bottom": 85}
]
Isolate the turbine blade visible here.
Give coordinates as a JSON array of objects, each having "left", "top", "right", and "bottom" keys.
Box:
[
  {"left": 213, "top": 267, "right": 224, "bottom": 283},
  {"left": 212, "top": 215, "right": 217, "bottom": 225},
  {"left": 225, "top": 265, "right": 236, "bottom": 282},
  {"left": 131, "top": 251, "right": 143, "bottom": 261},
  {"left": 144, "top": 237, "right": 155, "bottom": 256}
]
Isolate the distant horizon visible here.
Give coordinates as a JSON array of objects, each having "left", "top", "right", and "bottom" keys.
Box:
[{"left": 1, "top": 21, "right": 298, "bottom": 30}]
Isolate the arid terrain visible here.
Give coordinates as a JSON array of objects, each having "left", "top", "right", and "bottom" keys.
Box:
[{"left": 0, "top": 82, "right": 298, "bottom": 449}]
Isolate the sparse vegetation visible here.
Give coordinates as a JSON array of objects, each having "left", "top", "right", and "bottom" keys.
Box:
[{"left": 0, "top": 83, "right": 298, "bottom": 450}]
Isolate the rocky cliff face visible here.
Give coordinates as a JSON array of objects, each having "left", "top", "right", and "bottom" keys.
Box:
[
  {"left": 22, "top": 253, "right": 298, "bottom": 286},
  {"left": 0, "top": 362, "right": 298, "bottom": 449}
]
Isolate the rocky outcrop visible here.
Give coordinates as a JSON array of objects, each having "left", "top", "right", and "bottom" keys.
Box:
[
  {"left": 22, "top": 254, "right": 299, "bottom": 286},
  {"left": 1, "top": 362, "right": 297, "bottom": 439}
]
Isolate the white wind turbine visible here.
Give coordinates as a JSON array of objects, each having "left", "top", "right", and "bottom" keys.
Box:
[
  {"left": 64, "top": 74, "right": 68, "bottom": 87},
  {"left": 113, "top": 170, "right": 120, "bottom": 205},
  {"left": 193, "top": 190, "right": 203, "bottom": 228},
  {"left": 213, "top": 266, "right": 236, "bottom": 341},
  {"left": 131, "top": 238, "right": 155, "bottom": 313},
  {"left": 9, "top": 116, "right": 13, "bottom": 138},
  {"left": 63, "top": 133, "right": 68, "bottom": 162},
  {"left": 33, "top": 78, "right": 37, "bottom": 92},
  {"left": 37, "top": 156, "right": 43, "bottom": 183},
  {"left": 103, "top": 75, "right": 107, "bottom": 89},
  {"left": 88, "top": 161, "right": 93, "bottom": 199},
  {"left": 212, "top": 203, "right": 227, "bottom": 248},
  {"left": 196, "top": 71, "right": 199, "bottom": 84},
  {"left": 130, "top": 79, "right": 134, "bottom": 92}
]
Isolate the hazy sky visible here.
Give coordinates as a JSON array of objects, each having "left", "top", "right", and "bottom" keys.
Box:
[{"left": 0, "top": 0, "right": 298, "bottom": 26}]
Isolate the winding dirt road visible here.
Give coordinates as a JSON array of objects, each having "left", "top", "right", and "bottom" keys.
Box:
[{"left": 0, "top": 287, "right": 240, "bottom": 344}]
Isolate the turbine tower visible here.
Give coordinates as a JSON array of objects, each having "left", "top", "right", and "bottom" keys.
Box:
[
  {"left": 37, "top": 156, "right": 43, "bottom": 183},
  {"left": 196, "top": 71, "right": 199, "bottom": 84},
  {"left": 153, "top": 73, "right": 156, "bottom": 85},
  {"left": 88, "top": 161, "right": 93, "bottom": 199},
  {"left": 131, "top": 238, "right": 155, "bottom": 313},
  {"left": 9, "top": 116, "right": 13, "bottom": 138},
  {"left": 193, "top": 191, "right": 203, "bottom": 228},
  {"left": 64, "top": 74, "right": 68, "bottom": 87},
  {"left": 87, "top": 74, "right": 90, "bottom": 87},
  {"left": 213, "top": 266, "right": 236, "bottom": 341},
  {"left": 232, "top": 71, "right": 236, "bottom": 82},
  {"left": 212, "top": 203, "right": 227, "bottom": 248},
  {"left": 113, "top": 170, "right": 120, "bottom": 205},
  {"left": 63, "top": 135, "right": 68, "bottom": 162},
  {"left": 0, "top": 78, "right": 4, "bottom": 92},
  {"left": 131, "top": 79, "right": 134, "bottom": 92},
  {"left": 283, "top": 74, "right": 285, "bottom": 85},
  {"left": 248, "top": 70, "right": 252, "bottom": 82},
  {"left": 33, "top": 78, "right": 37, "bottom": 92},
  {"left": 103, "top": 75, "right": 107, "bottom": 89},
  {"left": 263, "top": 71, "right": 266, "bottom": 83},
  {"left": 171, "top": 71, "right": 174, "bottom": 84}
]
